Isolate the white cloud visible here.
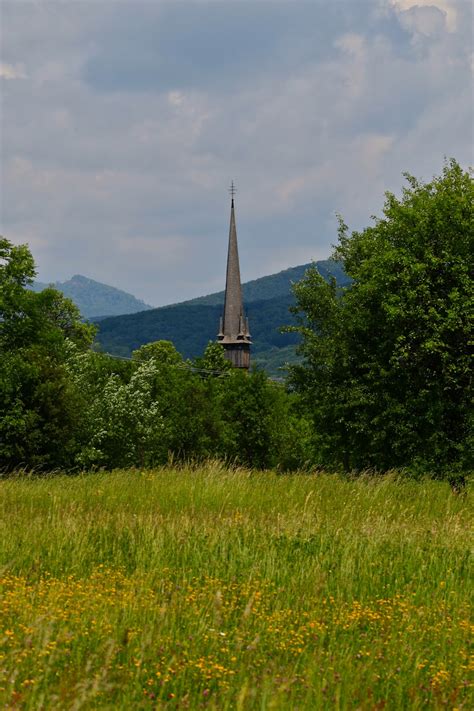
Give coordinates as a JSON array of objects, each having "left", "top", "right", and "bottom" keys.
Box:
[
  {"left": 168, "top": 91, "right": 185, "bottom": 107},
  {"left": 334, "top": 33, "right": 367, "bottom": 57},
  {"left": 389, "top": 0, "right": 458, "bottom": 32},
  {"left": 0, "top": 62, "right": 26, "bottom": 80}
]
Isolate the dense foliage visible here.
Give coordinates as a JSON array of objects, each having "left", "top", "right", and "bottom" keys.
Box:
[
  {"left": 289, "top": 160, "right": 473, "bottom": 478},
  {"left": 0, "top": 238, "right": 95, "bottom": 468},
  {"left": 0, "top": 238, "right": 307, "bottom": 471},
  {"left": 63, "top": 341, "right": 309, "bottom": 471}
]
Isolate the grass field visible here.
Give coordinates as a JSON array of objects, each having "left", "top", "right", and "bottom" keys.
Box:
[{"left": 0, "top": 465, "right": 472, "bottom": 709}]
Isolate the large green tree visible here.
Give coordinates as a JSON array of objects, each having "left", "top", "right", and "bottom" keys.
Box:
[
  {"left": 289, "top": 160, "right": 473, "bottom": 477},
  {"left": 0, "top": 237, "right": 94, "bottom": 469}
]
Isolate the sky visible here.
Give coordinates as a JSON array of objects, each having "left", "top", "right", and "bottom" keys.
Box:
[{"left": 1, "top": 0, "right": 472, "bottom": 306}]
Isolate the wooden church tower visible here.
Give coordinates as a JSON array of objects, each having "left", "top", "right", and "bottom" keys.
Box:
[{"left": 217, "top": 185, "right": 251, "bottom": 369}]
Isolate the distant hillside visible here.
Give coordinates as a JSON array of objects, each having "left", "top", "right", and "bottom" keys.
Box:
[
  {"left": 180, "top": 259, "right": 347, "bottom": 306},
  {"left": 96, "top": 294, "right": 299, "bottom": 360},
  {"left": 95, "top": 260, "right": 350, "bottom": 372},
  {"left": 31, "top": 275, "right": 153, "bottom": 319}
]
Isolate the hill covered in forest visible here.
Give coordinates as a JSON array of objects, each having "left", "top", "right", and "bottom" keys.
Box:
[
  {"left": 31, "top": 274, "right": 153, "bottom": 319},
  {"left": 184, "top": 259, "right": 347, "bottom": 306},
  {"left": 95, "top": 260, "right": 349, "bottom": 373}
]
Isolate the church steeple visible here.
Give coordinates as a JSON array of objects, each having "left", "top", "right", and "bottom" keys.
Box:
[{"left": 218, "top": 184, "right": 251, "bottom": 369}]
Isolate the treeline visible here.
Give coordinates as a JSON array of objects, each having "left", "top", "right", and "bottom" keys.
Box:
[
  {"left": 0, "top": 253, "right": 310, "bottom": 470},
  {"left": 1, "top": 160, "right": 472, "bottom": 480},
  {"left": 60, "top": 342, "right": 311, "bottom": 471}
]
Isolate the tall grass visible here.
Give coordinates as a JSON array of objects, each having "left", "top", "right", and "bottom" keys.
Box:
[{"left": 0, "top": 464, "right": 472, "bottom": 709}]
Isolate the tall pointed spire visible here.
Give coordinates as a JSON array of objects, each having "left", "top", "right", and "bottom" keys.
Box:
[
  {"left": 217, "top": 184, "right": 251, "bottom": 369},
  {"left": 222, "top": 197, "right": 243, "bottom": 340}
]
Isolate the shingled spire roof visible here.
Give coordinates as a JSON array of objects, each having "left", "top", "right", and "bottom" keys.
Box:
[{"left": 218, "top": 188, "right": 251, "bottom": 369}]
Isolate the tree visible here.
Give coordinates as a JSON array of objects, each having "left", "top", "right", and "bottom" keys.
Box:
[
  {"left": 132, "top": 340, "right": 183, "bottom": 365},
  {"left": 194, "top": 341, "right": 232, "bottom": 374},
  {"left": 69, "top": 357, "right": 166, "bottom": 469},
  {"left": 217, "top": 369, "right": 286, "bottom": 469},
  {"left": 1, "top": 238, "right": 36, "bottom": 349},
  {"left": 289, "top": 160, "right": 473, "bottom": 477},
  {"left": 68, "top": 340, "right": 221, "bottom": 468},
  {"left": 0, "top": 237, "right": 94, "bottom": 469}
]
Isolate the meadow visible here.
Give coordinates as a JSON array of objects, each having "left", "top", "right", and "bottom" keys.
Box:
[{"left": 0, "top": 465, "right": 472, "bottom": 710}]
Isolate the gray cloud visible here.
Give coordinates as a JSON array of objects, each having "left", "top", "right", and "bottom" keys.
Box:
[
  {"left": 83, "top": 2, "right": 375, "bottom": 94},
  {"left": 0, "top": 0, "right": 472, "bottom": 306}
]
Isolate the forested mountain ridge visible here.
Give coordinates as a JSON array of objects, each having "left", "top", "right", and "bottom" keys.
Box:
[
  {"left": 95, "top": 294, "right": 299, "bottom": 361},
  {"left": 180, "top": 259, "right": 347, "bottom": 306},
  {"left": 31, "top": 274, "right": 153, "bottom": 319},
  {"left": 95, "top": 260, "right": 350, "bottom": 369}
]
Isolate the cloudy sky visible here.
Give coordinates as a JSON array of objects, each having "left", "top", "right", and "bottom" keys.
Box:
[{"left": 1, "top": 0, "right": 472, "bottom": 305}]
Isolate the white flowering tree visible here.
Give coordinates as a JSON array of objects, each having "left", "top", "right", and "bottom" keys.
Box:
[{"left": 65, "top": 346, "right": 165, "bottom": 468}]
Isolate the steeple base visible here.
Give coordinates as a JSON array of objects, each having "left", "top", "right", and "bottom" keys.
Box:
[{"left": 223, "top": 342, "right": 250, "bottom": 370}]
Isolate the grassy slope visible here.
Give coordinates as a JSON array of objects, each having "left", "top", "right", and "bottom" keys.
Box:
[{"left": 0, "top": 466, "right": 472, "bottom": 709}]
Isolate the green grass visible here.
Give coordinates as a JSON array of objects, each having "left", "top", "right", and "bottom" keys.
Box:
[{"left": 0, "top": 465, "right": 472, "bottom": 709}]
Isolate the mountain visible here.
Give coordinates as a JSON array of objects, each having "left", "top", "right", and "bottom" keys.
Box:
[
  {"left": 178, "top": 259, "right": 347, "bottom": 306},
  {"left": 31, "top": 274, "right": 153, "bottom": 319},
  {"left": 95, "top": 260, "right": 350, "bottom": 373},
  {"left": 96, "top": 294, "right": 299, "bottom": 360}
]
